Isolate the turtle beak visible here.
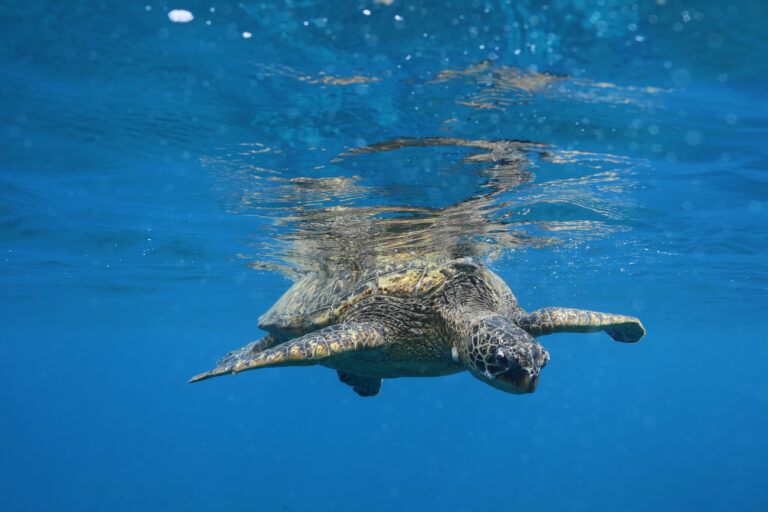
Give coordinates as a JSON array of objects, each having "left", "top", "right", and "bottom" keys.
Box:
[
  {"left": 494, "top": 362, "right": 539, "bottom": 393},
  {"left": 492, "top": 345, "right": 549, "bottom": 394}
]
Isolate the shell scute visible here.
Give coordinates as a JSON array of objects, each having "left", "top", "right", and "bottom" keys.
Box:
[{"left": 257, "top": 259, "right": 465, "bottom": 336}]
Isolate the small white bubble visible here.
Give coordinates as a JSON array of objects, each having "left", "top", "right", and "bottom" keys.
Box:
[
  {"left": 362, "top": 9, "right": 371, "bottom": 16},
  {"left": 394, "top": 14, "right": 404, "bottom": 21},
  {"left": 168, "top": 9, "right": 194, "bottom": 23},
  {"left": 242, "top": 31, "right": 252, "bottom": 38},
  {"left": 685, "top": 131, "right": 702, "bottom": 146}
]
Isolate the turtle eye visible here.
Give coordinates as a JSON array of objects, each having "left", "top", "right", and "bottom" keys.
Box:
[
  {"left": 494, "top": 348, "right": 508, "bottom": 369},
  {"left": 537, "top": 346, "right": 550, "bottom": 369}
]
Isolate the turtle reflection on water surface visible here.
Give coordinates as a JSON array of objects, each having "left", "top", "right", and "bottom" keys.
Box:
[{"left": 190, "top": 257, "right": 644, "bottom": 396}]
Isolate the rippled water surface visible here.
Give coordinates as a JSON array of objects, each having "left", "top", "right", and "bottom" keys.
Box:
[{"left": 1, "top": 1, "right": 767, "bottom": 511}]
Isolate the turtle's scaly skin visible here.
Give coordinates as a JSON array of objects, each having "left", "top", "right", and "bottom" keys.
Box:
[{"left": 190, "top": 258, "right": 645, "bottom": 395}]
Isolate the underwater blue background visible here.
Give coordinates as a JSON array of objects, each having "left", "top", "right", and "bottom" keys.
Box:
[{"left": 1, "top": 1, "right": 767, "bottom": 510}]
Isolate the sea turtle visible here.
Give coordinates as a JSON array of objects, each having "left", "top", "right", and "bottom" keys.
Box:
[{"left": 189, "top": 258, "right": 644, "bottom": 395}]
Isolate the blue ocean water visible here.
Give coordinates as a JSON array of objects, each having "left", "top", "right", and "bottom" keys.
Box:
[{"left": 1, "top": 1, "right": 767, "bottom": 510}]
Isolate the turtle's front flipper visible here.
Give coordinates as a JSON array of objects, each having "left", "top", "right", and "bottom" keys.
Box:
[
  {"left": 188, "top": 322, "right": 387, "bottom": 383},
  {"left": 516, "top": 307, "right": 645, "bottom": 343},
  {"left": 213, "top": 333, "right": 281, "bottom": 369}
]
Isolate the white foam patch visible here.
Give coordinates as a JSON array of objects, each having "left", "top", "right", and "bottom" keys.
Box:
[
  {"left": 168, "top": 9, "right": 194, "bottom": 23},
  {"left": 242, "top": 31, "right": 252, "bottom": 39}
]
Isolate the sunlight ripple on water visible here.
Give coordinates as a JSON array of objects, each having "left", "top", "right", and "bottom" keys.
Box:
[{"left": 206, "top": 134, "right": 644, "bottom": 276}]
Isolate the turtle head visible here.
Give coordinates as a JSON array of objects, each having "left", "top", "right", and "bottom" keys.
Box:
[{"left": 459, "top": 314, "right": 549, "bottom": 394}]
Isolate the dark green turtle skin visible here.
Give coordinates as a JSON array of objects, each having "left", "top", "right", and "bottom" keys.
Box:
[{"left": 189, "top": 258, "right": 645, "bottom": 396}]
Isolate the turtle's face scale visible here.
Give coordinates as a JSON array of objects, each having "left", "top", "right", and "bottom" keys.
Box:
[{"left": 462, "top": 314, "right": 549, "bottom": 394}]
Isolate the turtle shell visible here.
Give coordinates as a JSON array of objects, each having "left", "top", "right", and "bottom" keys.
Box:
[{"left": 258, "top": 258, "right": 479, "bottom": 337}]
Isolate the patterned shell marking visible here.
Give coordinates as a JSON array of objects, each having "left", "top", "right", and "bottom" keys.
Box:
[{"left": 257, "top": 261, "right": 464, "bottom": 335}]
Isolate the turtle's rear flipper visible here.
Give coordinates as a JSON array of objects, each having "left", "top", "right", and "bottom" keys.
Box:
[
  {"left": 188, "top": 322, "right": 388, "bottom": 383},
  {"left": 516, "top": 307, "right": 645, "bottom": 343},
  {"left": 338, "top": 371, "right": 382, "bottom": 397}
]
